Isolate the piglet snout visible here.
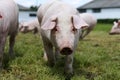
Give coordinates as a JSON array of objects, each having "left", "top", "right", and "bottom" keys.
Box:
[{"left": 60, "top": 47, "right": 73, "bottom": 55}]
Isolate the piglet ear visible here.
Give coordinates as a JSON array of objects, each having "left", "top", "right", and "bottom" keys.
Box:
[
  {"left": 72, "top": 15, "right": 88, "bottom": 29},
  {"left": 113, "top": 21, "right": 117, "bottom": 25},
  {"left": 41, "top": 16, "right": 57, "bottom": 30},
  {"left": 118, "top": 20, "right": 120, "bottom": 27}
]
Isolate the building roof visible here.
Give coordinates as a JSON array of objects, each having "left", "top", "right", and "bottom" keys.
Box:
[
  {"left": 17, "top": 4, "right": 30, "bottom": 11},
  {"left": 78, "top": 0, "right": 120, "bottom": 9}
]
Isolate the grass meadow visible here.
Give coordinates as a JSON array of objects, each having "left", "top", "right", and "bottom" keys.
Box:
[{"left": 0, "top": 23, "right": 120, "bottom": 80}]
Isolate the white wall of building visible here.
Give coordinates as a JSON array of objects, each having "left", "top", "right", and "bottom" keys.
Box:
[
  {"left": 19, "top": 11, "right": 37, "bottom": 22},
  {"left": 86, "top": 8, "right": 120, "bottom": 19}
]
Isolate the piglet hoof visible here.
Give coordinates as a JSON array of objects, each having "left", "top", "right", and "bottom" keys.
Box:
[
  {"left": 0, "top": 62, "right": 3, "bottom": 71},
  {"left": 43, "top": 53, "right": 48, "bottom": 61},
  {"left": 48, "top": 61, "right": 55, "bottom": 67},
  {"left": 65, "top": 72, "right": 74, "bottom": 80},
  {"left": 9, "top": 52, "right": 15, "bottom": 59},
  {"left": 79, "top": 36, "right": 83, "bottom": 40},
  {"left": 64, "top": 70, "right": 74, "bottom": 80},
  {"left": 0, "top": 68, "right": 2, "bottom": 72},
  {"left": 49, "top": 63, "right": 55, "bottom": 67}
]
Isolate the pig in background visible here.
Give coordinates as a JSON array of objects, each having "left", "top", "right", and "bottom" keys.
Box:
[
  {"left": 109, "top": 20, "right": 120, "bottom": 35},
  {"left": 19, "top": 18, "right": 39, "bottom": 34},
  {"left": 37, "top": 0, "right": 88, "bottom": 78},
  {"left": 0, "top": 0, "right": 19, "bottom": 70},
  {"left": 79, "top": 13, "right": 97, "bottom": 39}
]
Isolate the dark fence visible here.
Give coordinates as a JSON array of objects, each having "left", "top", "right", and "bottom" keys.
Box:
[{"left": 97, "top": 19, "right": 119, "bottom": 24}]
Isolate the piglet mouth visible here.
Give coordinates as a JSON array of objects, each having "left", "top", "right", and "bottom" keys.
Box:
[{"left": 60, "top": 47, "right": 73, "bottom": 55}]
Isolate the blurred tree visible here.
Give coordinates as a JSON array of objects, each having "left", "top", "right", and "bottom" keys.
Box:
[{"left": 30, "top": 6, "right": 38, "bottom": 11}]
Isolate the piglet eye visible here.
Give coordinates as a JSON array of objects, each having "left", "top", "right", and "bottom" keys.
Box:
[
  {"left": 52, "top": 26, "right": 58, "bottom": 32},
  {"left": 54, "top": 27, "right": 58, "bottom": 31},
  {"left": 72, "top": 27, "right": 77, "bottom": 32}
]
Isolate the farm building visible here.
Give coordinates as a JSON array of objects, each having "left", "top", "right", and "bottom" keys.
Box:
[
  {"left": 77, "top": 0, "right": 120, "bottom": 19},
  {"left": 17, "top": 4, "right": 30, "bottom": 11},
  {"left": 17, "top": 4, "right": 36, "bottom": 22}
]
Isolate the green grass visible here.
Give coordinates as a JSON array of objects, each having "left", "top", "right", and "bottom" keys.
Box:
[{"left": 0, "top": 23, "right": 120, "bottom": 80}]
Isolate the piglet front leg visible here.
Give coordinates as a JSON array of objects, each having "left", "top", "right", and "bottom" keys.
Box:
[
  {"left": 42, "top": 37, "right": 55, "bottom": 67},
  {"left": 8, "top": 33, "right": 16, "bottom": 58},
  {"left": 0, "top": 34, "right": 7, "bottom": 70}
]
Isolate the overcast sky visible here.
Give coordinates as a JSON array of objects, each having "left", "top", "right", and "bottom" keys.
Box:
[{"left": 14, "top": 0, "right": 93, "bottom": 8}]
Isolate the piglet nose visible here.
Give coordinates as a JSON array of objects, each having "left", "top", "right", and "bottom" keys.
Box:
[{"left": 60, "top": 47, "right": 73, "bottom": 55}]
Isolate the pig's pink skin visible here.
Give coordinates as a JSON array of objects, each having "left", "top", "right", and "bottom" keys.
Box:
[
  {"left": 79, "top": 13, "right": 97, "bottom": 39},
  {"left": 0, "top": 0, "right": 19, "bottom": 69},
  {"left": 37, "top": 0, "right": 88, "bottom": 76}
]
